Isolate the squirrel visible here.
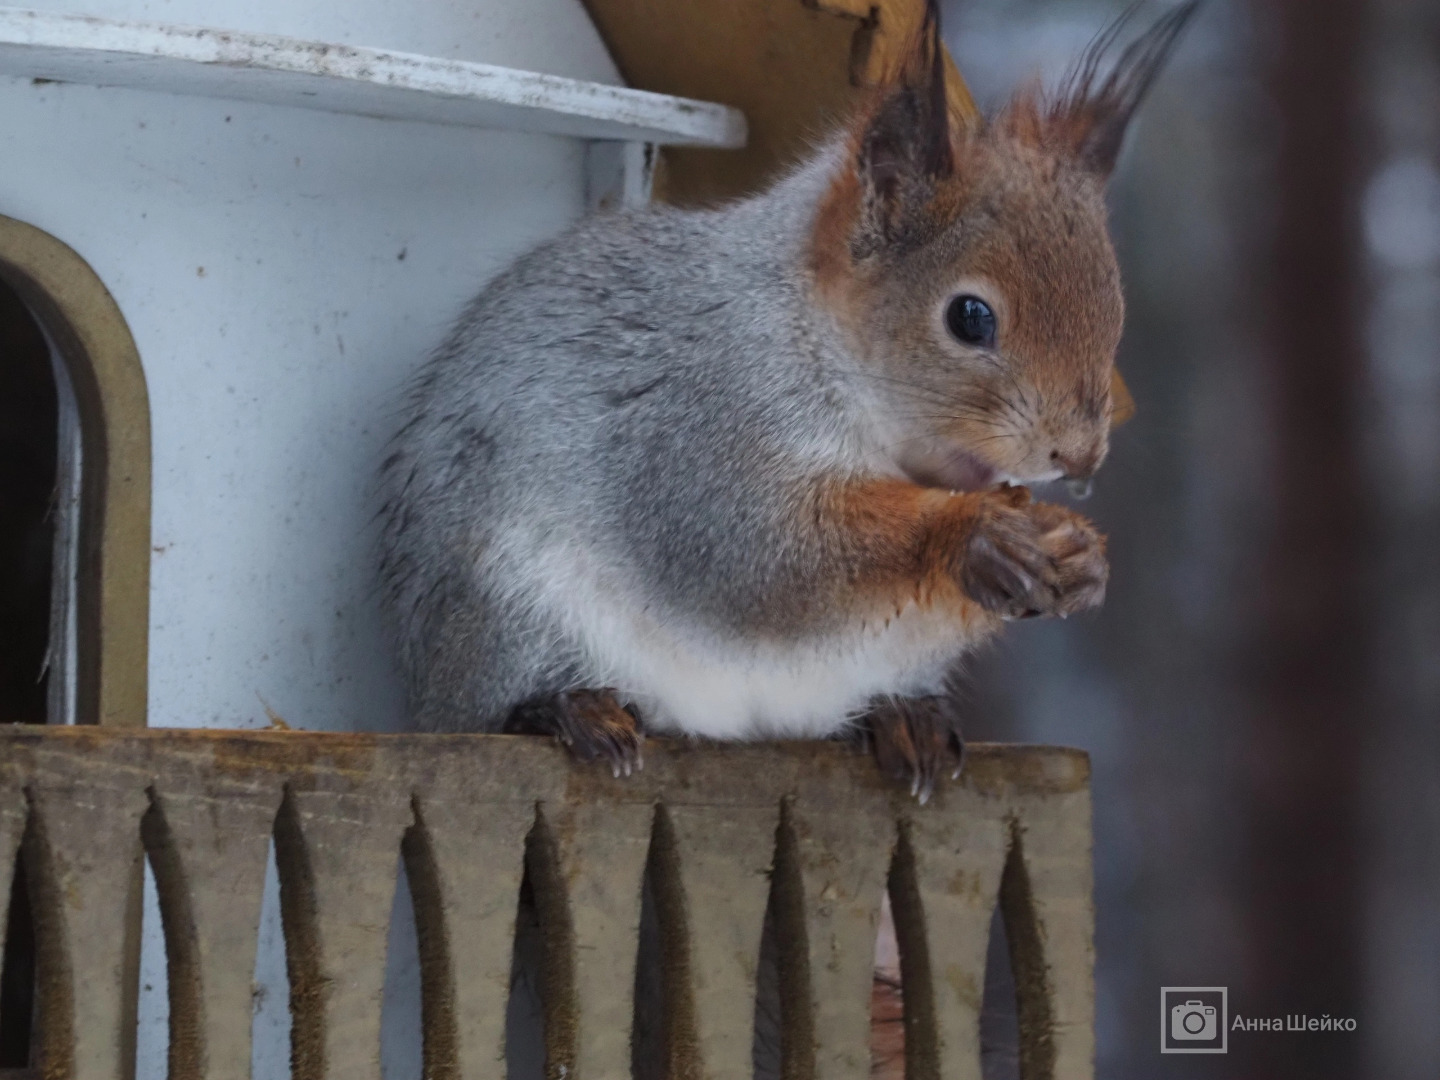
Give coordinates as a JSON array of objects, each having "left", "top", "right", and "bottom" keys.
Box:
[{"left": 378, "top": 0, "right": 1198, "bottom": 799}]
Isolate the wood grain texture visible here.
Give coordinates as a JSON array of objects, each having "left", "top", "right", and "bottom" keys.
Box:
[
  {"left": 276, "top": 756, "right": 413, "bottom": 1080},
  {"left": 0, "top": 728, "right": 1092, "bottom": 1080},
  {"left": 665, "top": 798, "right": 779, "bottom": 1080},
  {"left": 21, "top": 742, "right": 149, "bottom": 1080},
  {"left": 144, "top": 767, "right": 280, "bottom": 1080}
]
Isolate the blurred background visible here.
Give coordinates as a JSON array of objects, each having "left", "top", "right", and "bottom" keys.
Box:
[
  {"left": 944, "top": 0, "right": 1440, "bottom": 1077},
  {"left": 0, "top": 1, "right": 1432, "bottom": 1077}
]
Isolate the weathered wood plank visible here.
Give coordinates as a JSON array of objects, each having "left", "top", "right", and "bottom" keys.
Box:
[
  {"left": 23, "top": 745, "right": 149, "bottom": 1080},
  {"left": 904, "top": 789, "right": 1011, "bottom": 1080},
  {"left": 406, "top": 740, "right": 565, "bottom": 1080},
  {"left": 1013, "top": 782, "right": 1094, "bottom": 1080},
  {"left": 787, "top": 776, "right": 895, "bottom": 1080},
  {"left": 277, "top": 753, "right": 413, "bottom": 1080},
  {"left": 666, "top": 800, "right": 779, "bottom": 1080},
  {"left": 0, "top": 729, "right": 1094, "bottom": 1080},
  {"left": 146, "top": 763, "right": 282, "bottom": 1080},
  {"left": 544, "top": 787, "right": 654, "bottom": 1079}
]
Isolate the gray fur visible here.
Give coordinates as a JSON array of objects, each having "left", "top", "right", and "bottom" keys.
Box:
[
  {"left": 375, "top": 0, "right": 1188, "bottom": 740},
  {"left": 377, "top": 145, "right": 902, "bottom": 733}
]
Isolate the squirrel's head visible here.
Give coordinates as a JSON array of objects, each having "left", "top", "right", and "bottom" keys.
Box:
[{"left": 811, "top": 0, "right": 1197, "bottom": 493}]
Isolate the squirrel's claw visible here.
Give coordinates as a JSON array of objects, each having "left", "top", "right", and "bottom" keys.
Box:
[
  {"left": 961, "top": 495, "right": 1109, "bottom": 620},
  {"left": 506, "top": 688, "right": 645, "bottom": 777},
  {"left": 863, "top": 695, "right": 965, "bottom": 803}
]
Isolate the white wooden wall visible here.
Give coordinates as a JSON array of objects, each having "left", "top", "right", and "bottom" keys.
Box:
[
  {"left": 0, "top": 4, "right": 638, "bottom": 1076},
  {"left": 0, "top": 0, "right": 622, "bottom": 737}
]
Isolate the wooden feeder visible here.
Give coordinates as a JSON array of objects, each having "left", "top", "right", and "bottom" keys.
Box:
[{"left": 0, "top": 2, "right": 1092, "bottom": 1078}]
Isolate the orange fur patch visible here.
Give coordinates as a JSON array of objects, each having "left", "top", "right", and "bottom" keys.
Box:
[
  {"left": 810, "top": 163, "right": 862, "bottom": 299},
  {"left": 818, "top": 477, "right": 998, "bottom": 631}
]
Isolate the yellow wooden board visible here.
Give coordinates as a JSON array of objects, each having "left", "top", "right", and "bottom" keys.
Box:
[{"left": 580, "top": 0, "right": 976, "bottom": 205}]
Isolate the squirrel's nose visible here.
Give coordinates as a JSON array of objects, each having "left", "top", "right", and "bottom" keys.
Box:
[{"left": 1051, "top": 448, "right": 1100, "bottom": 481}]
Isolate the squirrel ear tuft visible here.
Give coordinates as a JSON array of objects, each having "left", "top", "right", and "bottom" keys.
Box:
[
  {"left": 913, "top": 0, "right": 954, "bottom": 181},
  {"left": 1045, "top": 0, "right": 1201, "bottom": 177},
  {"left": 854, "top": 0, "right": 955, "bottom": 242}
]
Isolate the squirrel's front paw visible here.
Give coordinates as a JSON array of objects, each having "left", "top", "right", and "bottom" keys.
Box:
[{"left": 959, "top": 488, "right": 1108, "bottom": 619}]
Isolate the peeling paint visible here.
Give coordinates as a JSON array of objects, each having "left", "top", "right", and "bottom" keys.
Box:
[{"left": 0, "top": 6, "right": 747, "bottom": 146}]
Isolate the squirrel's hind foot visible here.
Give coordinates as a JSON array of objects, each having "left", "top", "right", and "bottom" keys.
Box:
[
  {"left": 863, "top": 695, "right": 965, "bottom": 804},
  {"left": 506, "top": 688, "right": 644, "bottom": 777}
]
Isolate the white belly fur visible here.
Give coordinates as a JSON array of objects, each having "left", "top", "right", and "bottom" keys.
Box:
[{"left": 520, "top": 541, "right": 981, "bottom": 739}]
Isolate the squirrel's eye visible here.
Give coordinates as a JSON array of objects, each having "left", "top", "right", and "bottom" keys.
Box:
[{"left": 945, "top": 295, "right": 997, "bottom": 348}]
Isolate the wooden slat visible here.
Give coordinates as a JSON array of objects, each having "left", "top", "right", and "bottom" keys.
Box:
[
  {"left": 146, "top": 766, "right": 282, "bottom": 1080},
  {"left": 545, "top": 789, "right": 654, "bottom": 1079},
  {"left": 279, "top": 757, "right": 413, "bottom": 1080},
  {"left": 0, "top": 729, "right": 1094, "bottom": 1080},
  {"left": 787, "top": 778, "right": 895, "bottom": 1080},
  {"left": 904, "top": 790, "right": 1011, "bottom": 1080},
  {"left": 666, "top": 800, "right": 779, "bottom": 1080},
  {"left": 1013, "top": 784, "right": 1094, "bottom": 1080},
  {"left": 407, "top": 740, "right": 564, "bottom": 1080},
  {"left": 23, "top": 745, "right": 149, "bottom": 1080}
]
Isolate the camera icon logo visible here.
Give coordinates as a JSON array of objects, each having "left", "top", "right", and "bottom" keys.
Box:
[
  {"left": 1161, "top": 987, "right": 1227, "bottom": 1053},
  {"left": 1172, "top": 1000, "right": 1217, "bottom": 1040}
]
